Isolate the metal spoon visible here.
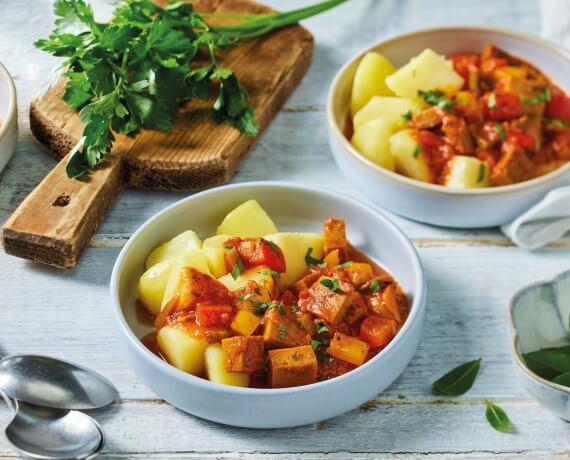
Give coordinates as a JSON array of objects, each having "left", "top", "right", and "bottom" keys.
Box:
[
  {"left": 1, "top": 390, "right": 104, "bottom": 459},
  {"left": 0, "top": 355, "right": 118, "bottom": 410}
]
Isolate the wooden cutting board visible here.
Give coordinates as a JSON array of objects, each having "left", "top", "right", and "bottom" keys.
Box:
[{"left": 2, "top": 0, "right": 314, "bottom": 269}]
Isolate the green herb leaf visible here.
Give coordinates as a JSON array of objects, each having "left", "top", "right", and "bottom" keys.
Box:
[
  {"left": 336, "top": 261, "right": 353, "bottom": 269},
  {"left": 311, "top": 339, "right": 321, "bottom": 351},
  {"left": 277, "top": 324, "right": 287, "bottom": 340},
  {"left": 305, "top": 247, "right": 327, "bottom": 268},
  {"left": 225, "top": 245, "right": 234, "bottom": 250},
  {"left": 553, "top": 372, "right": 570, "bottom": 387},
  {"left": 413, "top": 144, "right": 422, "bottom": 159},
  {"left": 259, "top": 269, "right": 280, "bottom": 278},
  {"left": 543, "top": 117, "right": 570, "bottom": 128},
  {"left": 477, "top": 163, "right": 486, "bottom": 183},
  {"left": 418, "top": 89, "right": 452, "bottom": 111},
  {"left": 521, "top": 87, "right": 551, "bottom": 105},
  {"left": 267, "top": 240, "right": 280, "bottom": 252},
  {"left": 523, "top": 347, "right": 570, "bottom": 381},
  {"left": 484, "top": 400, "right": 513, "bottom": 433},
  {"left": 402, "top": 110, "right": 413, "bottom": 122},
  {"left": 231, "top": 258, "right": 244, "bottom": 280},
  {"left": 252, "top": 301, "right": 270, "bottom": 316},
  {"left": 495, "top": 122, "right": 506, "bottom": 141},
  {"left": 238, "top": 293, "right": 252, "bottom": 301},
  {"left": 369, "top": 279, "right": 381, "bottom": 293},
  {"left": 320, "top": 277, "right": 339, "bottom": 292},
  {"left": 316, "top": 322, "right": 329, "bottom": 335},
  {"left": 488, "top": 93, "right": 497, "bottom": 109},
  {"left": 432, "top": 358, "right": 481, "bottom": 396}
]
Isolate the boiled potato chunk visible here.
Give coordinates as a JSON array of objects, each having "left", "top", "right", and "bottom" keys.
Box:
[
  {"left": 157, "top": 326, "right": 208, "bottom": 375},
  {"left": 202, "top": 235, "right": 231, "bottom": 278},
  {"left": 218, "top": 266, "right": 274, "bottom": 293},
  {"left": 264, "top": 233, "right": 324, "bottom": 287},
  {"left": 216, "top": 200, "right": 278, "bottom": 238},
  {"left": 353, "top": 96, "right": 421, "bottom": 131},
  {"left": 351, "top": 119, "right": 395, "bottom": 171},
  {"left": 138, "top": 261, "right": 173, "bottom": 315},
  {"left": 351, "top": 52, "right": 396, "bottom": 115},
  {"left": 146, "top": 230, "right": 202, "bottom": 269},
  {"left": 389, "top": 129, "right": 432, "bottom": 183},
  {"left": 161, "top": 250, "right": 211, "bottom": 308},
  {"left": 386, "top": 49, "right": 464, "bottom": 101},
  {"left": 205, "top": 343, "right": 250, "bottom": 387},
  {"left": 444, "top": 156, "right": 490, "bottom": 188}
]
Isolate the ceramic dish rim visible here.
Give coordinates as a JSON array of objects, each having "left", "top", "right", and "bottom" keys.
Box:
[
  {"left": 110, "top": 181, "right": 427, "bottom": 396},
  {"left": 507, "top": 269, "right": 570, "bottom": 395},
  {"left": 327, "top": 25, "right": 570, "bottom": 197},
  {"left": 0, "top": 62, "right": 17, "bottom": 142}
]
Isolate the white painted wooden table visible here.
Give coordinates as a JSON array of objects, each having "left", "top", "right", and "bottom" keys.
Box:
[{"left": 1, "top": 1, "right": 569, "bottom": 458}]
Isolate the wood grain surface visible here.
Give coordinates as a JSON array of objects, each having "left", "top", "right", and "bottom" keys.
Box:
[
  {"left": 1, "top": 0, "right": 568, "bottom": 458},
  {"left": 2, "top": 0, "right": 314, "bottom": 268}
]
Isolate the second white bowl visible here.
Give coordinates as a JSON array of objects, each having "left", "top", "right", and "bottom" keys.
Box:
[
  {"left": 110, "top": 182, "right": 426, "bottom": 428},
  {"left": 328, "top": 27, "right": 570, "bottom": 228}
]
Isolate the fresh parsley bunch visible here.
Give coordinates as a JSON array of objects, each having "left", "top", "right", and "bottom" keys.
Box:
[{"left": 36, "top": 0, "right": 347, "bottom": 178}]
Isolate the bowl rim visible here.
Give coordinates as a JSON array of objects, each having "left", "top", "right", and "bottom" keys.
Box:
[
  {"left": 327, "top": 25, "right": 570, "bottom": 197},
  {"left": 110, "top": 181, "right": 427, "bottom": 395},
  {"left": 507, "top": 269, "right": 570, "bottom": 395},
  {"left": 0, "top": 62, "right": 17, "bottom": 142}
]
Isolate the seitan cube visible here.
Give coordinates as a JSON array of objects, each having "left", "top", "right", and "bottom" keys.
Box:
[
  {"left": 263, "top": 307, "right": 311, "bottom": 349},
  {"left": 323, "top": 218, "right": 348, "bottom": 259},
  {"left": 268, "top": 345, "right": 318, "bottom": 388},
  {"left": 222, "top": 335, "right": 264, "bottom": 373},
  {"left": 302, "top": 277, "right": 353, "bottom": 325}
]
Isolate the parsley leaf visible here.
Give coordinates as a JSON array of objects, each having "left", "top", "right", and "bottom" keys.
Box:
[
  {"left": 320, "top": 277, "right": 339, "bottom": 292},
  {"left": 495, "top": 122, "right": 506, "bottom": 142},
  {"left": 402, "top": 110, "right": 413, "bottom": 122},
  {"left": 311, "top": 339, "right": 321, "bottom": 351},
  {"left": 417, "top": 90, "right": 452, "bottom": 112},
  {"left": 36, "top": 0, "right": 345, "bottom": 178},
  {"left": 277, "top": 324, "right": 287, "bottom": 340},
  {"left": 316, "top": 323, "right": 329, "bottom": 335},
  {"left": 231, "top": 258, "right": 244, "bottom": 280},
  {"left": 305, "top": 247, "right": 327, "bottom": 268},
  {"left": 413, "top": 144, "right": 422, "bottom": 159},
  {"left": 369, "top": 279, "right": 381, "bottom": 293},
  {"left": 521, "top": 87, "right": 551, "bottom": 106},
  {"left": 488, "top": 93, "right": 497, "bottom": 110}
]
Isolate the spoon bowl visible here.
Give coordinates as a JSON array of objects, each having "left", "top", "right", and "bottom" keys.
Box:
[
  {"left": 0, "top": 355, "right": 118, "bottom": 410},
  {"left": 1, "top": 391, "right": 104, "bottom": 459}
]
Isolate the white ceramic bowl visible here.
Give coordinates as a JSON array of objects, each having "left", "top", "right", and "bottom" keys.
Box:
[
  {"left": 508, "top": 270, "right": 570, "bottom": 421},
  {"left": 110, "top": 182, "right": 426, "bottom": 428},
  {"left": 0, "top": 63, "right": 17, "bottom": 175},
  {"left": 328, "top": 27, "right": 570, "bottom": 228}
]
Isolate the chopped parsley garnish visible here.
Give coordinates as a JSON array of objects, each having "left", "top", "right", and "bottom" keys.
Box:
[
  {"left": 521, "top": 87, "right": 551, "bottom": 106},
  {"left": 543, "top": 117, "right": 570, "bottom": 128},
  {"left": 495, "top": 123, "right": 506, "bottom": 142},
  {"left": 253, "top": 301, "right": 270, "bottom": 316},
  {"left": 369, "top": 279, "right": 381, "bottom": 293},
  {"left": 225, "top": 245, "right": 234, "bottom": 251},
  {"left": 277, "top": 324, "right": 287, "bottom": 340},
  {"left": 271, "top": 302, "right": 285, "bottom": 316},
  {"left": 305, "top": 247, "right": 327, "bottom": 268},
  {"left": 267, "top": 240, "right": 281, "bottom": 252},
  {"left": 320, "top": 277, "right": 339, "bottom": 292},
  {"left": 231, "top": 258, "right": 244, "bottom": 280},
  {"left": 238, "top": 293, "right": 252, "bottom": 301},
  {"left": 311, "top": 339, "right": 321, "bottom": 351},
  {"left": 477, "top": 163, "right": 486, "bottom": 183},
  {"left": 402, "top": 110, "right": 413, "bottom": 122},
  {"left": 316, "top": 323, "right": 329, "bottom": 335},
  {"left": 488, "top": 93, "right": 497, "bottom": 110},
  {"left": 417, "top": 90, "right": 452, "bottom": 112},
  {"left": 413, "top": 144, "right": 422, "bottom": 159},
  {"left": 336, "top": 261, "right": 353, "bottom": 269},
  {"left": 259, "top": 269, "right": 280, "bottom": 278}
]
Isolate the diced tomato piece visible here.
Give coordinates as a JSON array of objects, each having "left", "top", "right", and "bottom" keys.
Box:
[
  {"left": 505, "top": 130, "right": 536, "bottom": 151},
  {"left": 451, "top": 53, "right": 480, "bottom": 84},
  {"left": 416, "top": 130, "right": 454, "bottom": 178},
  {"left": 360, "top": 316, "right": 398, "bottom": 349},
  {"left": 546, "top": 86, "right": 570, "bottom": 123},
  {"left": 551, "top": 131, "right": 570, "bottom": 161},
  {"left": 483, "top": 92, "right": 524, "bottom": 121},
  {"left": 224, "top": 237, "right": 286, "bottom": 273},
  {"left": 280, "top": 289, "right": 297, "bottom": 306},
  {"left": 195, "top": 304, "right": 234, "bottom": 328},
  {"left": 480, "top": 57, "right": 508, "bottom": 75}
]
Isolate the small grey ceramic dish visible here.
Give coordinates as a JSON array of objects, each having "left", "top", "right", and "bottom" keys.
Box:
[
  {"left": 0, "top": 62, "right": 17, "bottom": 175},
  {"left": 327, "top": 27, "right": 570, "bottom": 228},
  {"left": 110, "top": 182, "right": 426, "bottom": 428},
  {"left": 508, "top": 269, "right": 570, "bottom": 420}
]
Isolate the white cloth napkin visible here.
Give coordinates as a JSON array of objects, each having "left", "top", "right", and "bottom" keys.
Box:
[
  {"left": 500, "top": 1, "right": 570, "bottom": 249},
  {"left": 501, "top": 187, "right": 570, "bottom": 249}
]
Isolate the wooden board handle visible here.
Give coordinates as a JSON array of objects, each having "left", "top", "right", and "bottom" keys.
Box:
[{"left": 2, "top": 153, "right": 124, "bottom": 269}]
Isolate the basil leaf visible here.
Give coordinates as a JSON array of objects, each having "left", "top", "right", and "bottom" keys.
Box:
[
  {"left": 553, "top": 372, "right": 570, "bottom": 387},
  {"left": 432, "top": 358, "right": 481, "bottom": 396},
  {"left": 485, "top": 400, "right": 513, "bottom": 433},
  {"left": 523, "top": 347, "right": 570, "bottom": 381}
]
